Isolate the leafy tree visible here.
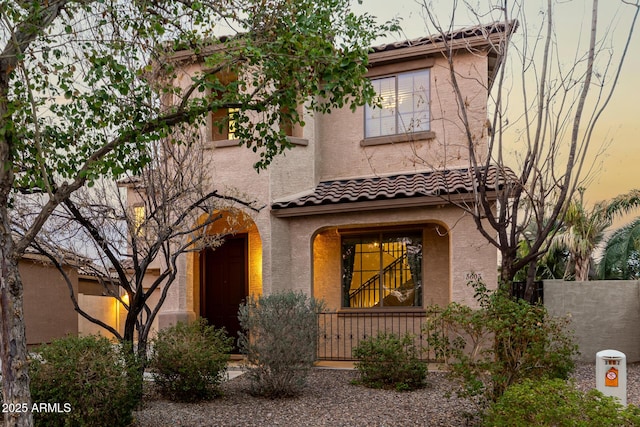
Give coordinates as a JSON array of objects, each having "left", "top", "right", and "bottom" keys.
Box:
[
  {"left": 16, "top": 136, "right": 257, "bottom": 397},
  {"left": 0, "top": 1, "right": 394, "bottom": 424},
  {"left": 419, "top": 0, "right": 639, "bottom": 293},
  {"left": 598, "top": 217, "right": 640, "bottom": 280}
]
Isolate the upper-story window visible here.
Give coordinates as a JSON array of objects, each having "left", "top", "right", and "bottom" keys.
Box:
[
  {"left": 280, "top": 105, "right": 304, "bottom": 138},
  {"left": 132, "top": 205, "right": 146, "bottom": 237},
  {"left": 209, "top": 69, "right": 238, "bottom": 142},
  {"left": 211, "top": 107, "right": 238, "bottom": 141},
  {"left": 364, "top": 70, "right": 430, "bottom": 138}
]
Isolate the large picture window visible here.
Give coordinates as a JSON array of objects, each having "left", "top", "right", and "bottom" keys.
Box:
[
  {"left": 342, "top": 231, "right": 422, "bottom": 308},
  {"left": 365, "top": 70, "right": 430, "bottom": 138}
]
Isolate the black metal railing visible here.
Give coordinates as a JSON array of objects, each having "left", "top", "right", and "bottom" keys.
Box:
[
  {"left": 510, "top": 281, "right": 544, "bottom": 304},
  {"left": 316, "top": 310, "right": 442, "bottom": 361}
]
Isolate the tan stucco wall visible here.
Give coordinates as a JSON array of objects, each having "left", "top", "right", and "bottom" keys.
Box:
[
  {"left": 182, "top": 48, "right": 493, "bottom": 303},
  {"left": 313, "top": 229, "right": 341, "bottom": 309},
  {"left": 20, "top": 259, "right": 78, "bottom": 345},
  {"left": 155, "top": 43, "right": 497, "bottom": 328},
  {"left": 79, "top": 288, "right": 161, "bottom": 340},
  {"left": 78, "top": 294, "right": 118, "bottom": 337},
  {"left": 19, "top": 254, "right": 167, "bottom": 344},
  {"left": 423, "top": 224, "right": 451, "bottom": 306},
  {"left": 316, "top": 50, "right": 489, "bottom": 180}
]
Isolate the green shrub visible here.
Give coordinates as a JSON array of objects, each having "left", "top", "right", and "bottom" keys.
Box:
[
  {"left": 149, "top": 319, "right": 232, "bottom": 402},
  {"left": 485, "top": 378, "right": 640, "bottom": 426},
  {"left": 29, "top": 335, "right": 140, "bottom": 427},
  {"left": 352, "top": 332, "right": 426, "bottom": 391},
  {"left": 425, "top": 273, "right": 578, "bottom": 404},
  {"left": 238, "top": 291, "right": 324, "bottom": 397}
]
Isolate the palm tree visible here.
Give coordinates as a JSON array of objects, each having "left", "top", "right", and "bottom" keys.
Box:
[
  {"left": 598, "top": 217, "right": 640, "bottom": 280},
  {"left": 515, "top": 220, "right": 569, "bottom": 282},
  {"left": 560, "top": 189, "right": 640, "bottom": 281}
]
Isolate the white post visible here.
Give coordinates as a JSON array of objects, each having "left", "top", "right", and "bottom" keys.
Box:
[{"left": 596, "top": 349, "right": 627, "bottom": 406}]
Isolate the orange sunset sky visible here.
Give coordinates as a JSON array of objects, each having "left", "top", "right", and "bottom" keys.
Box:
[{"left": 355, "top": 0, "right": 640, "bottom": 228}]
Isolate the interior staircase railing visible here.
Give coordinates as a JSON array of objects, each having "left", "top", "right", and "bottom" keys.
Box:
[{"left": 348, "top": 253, "right": 407, "bottom": 307}]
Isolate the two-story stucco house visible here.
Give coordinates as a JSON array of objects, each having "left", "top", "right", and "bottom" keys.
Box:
[{"left": 147, "top": 22, "right": 512, "bottom": 359}]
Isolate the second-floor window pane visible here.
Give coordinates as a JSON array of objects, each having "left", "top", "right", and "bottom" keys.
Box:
[
  {"left": 397, "top": 71, "right": 429, "bottom": 133},
  {"left": 365, "top": 70, "right": 430, "bottom": 138}
]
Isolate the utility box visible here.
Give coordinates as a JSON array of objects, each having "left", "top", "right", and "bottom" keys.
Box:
[{"left": 596, "top": 349, "right": 627, "bottom": 405}]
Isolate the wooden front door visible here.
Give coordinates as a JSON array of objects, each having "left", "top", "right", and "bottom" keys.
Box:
[{"left": 200, "top": 235, "right": 248, "bottom": 350}]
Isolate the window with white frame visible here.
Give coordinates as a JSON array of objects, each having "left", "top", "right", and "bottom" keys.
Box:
[
  {"left": 364, "top": 70, "right": 430, "bottom": 138},
  {"left": 342, "top": 230, "right": 422, "bottom": 308}
]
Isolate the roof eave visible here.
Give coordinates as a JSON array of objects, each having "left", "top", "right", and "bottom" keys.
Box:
[
  {"left": 270, "top": 192, "right": 497, "bottom": 218},
  {"left": 368, "top": 20, "right": 518, "bottom": 67},
  {"left": 369, "top": 32, "right": 506, "bottom": 66}
]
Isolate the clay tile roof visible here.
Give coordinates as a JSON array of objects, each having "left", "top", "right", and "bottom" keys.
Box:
[
  {"left": 370, "top": 20, "right": 517, "bottom": 53},
  {"left": 271, "top": 166, "right": 515, "bottom": 211}
]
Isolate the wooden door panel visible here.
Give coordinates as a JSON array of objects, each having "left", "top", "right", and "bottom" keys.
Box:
[{"left": 201, "top": 236, "right": 247, "bottom": 350}]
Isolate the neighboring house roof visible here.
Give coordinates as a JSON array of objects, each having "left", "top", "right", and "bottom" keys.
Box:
[{"left": 271, "top": 166, "right": 516, "bottom": 217}]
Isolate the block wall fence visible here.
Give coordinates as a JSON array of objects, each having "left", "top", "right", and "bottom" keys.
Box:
[{"left": 544, "top": 280, "right": 640, "bottom": 362}]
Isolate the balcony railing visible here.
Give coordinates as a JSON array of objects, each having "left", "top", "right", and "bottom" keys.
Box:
[{"left": 316, "top": 310, "right": 442, "bottom": 361}]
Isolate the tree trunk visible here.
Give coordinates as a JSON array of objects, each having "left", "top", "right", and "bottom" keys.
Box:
[
  {"left": 120, "top": 329, "right": 145, "bottom": 407},
  {"left": 575, "top": 256, "right": 590, "bottom": 281},
  {"left": 499, "top": 249, "right": 517, "bottom": 290},
  {"left": 0, "top": 230, "right": 33, "bottom": 427},
  {"left": 124, "top": 304, "right": 136, "bottom": 344},
  {"left": 123, "top": 300, "right": 146, "bottom": 404},
  {"left": 0, "top": 62, "right": 33, "bottom": 426},
  {"left": 523, "top": 259, "right": 538, "bottom": 303}
]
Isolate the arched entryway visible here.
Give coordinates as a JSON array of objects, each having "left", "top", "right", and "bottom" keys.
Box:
[{"left": 191, "top": 209, "right": 262, "bottom": 350}]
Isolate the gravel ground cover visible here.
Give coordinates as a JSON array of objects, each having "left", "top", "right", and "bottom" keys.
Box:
[{"left": 133, "top": 363, "right": 640, "bottom": 427}]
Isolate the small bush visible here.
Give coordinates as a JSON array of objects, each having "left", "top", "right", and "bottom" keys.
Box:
[
  {"left": 149, "top": 319, "right": 232, "bottom": 402},
  {"left": 238, "top": 291, "right": 324, "bottom": 397},
  {"left": 29, "top": 335, "right": 140, "bottom": 427},
  {"left": 425, "top": 273, "right": 577, "bottom": 404},
  {"left": 485, "top": 378, "right": 640, "bottom": 426},
  {"left": 352, "top": 332, "right": 426, "bottom": 391}
]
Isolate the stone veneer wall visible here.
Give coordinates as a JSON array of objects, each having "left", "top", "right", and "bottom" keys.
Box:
[{"left": 544, "top": 280, "right": 640, "bottom": 362}]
